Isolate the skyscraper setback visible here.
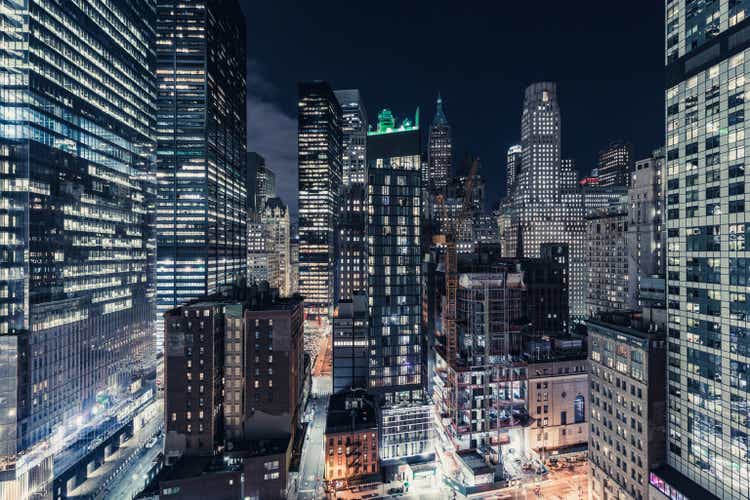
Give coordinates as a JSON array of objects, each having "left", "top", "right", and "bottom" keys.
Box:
[
  {"left": 155, "top": 0, "right": 248, "bottom": 343},
  {"left": 298, "top": 81, "right": 343, "bottom": 318},
  {"left": 661, "top": 2, "right": 750, "bottom": 498},
  {"left": 428, "top": 94, "right": 452, "bottom": 190},
  {"left": 0, "top": 1, "right": 157, "bottom": 496}
]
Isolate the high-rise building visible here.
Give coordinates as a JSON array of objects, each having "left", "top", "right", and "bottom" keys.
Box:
[
  {"left": 629, "top": 149, "right": 666, "bottom": 304},
  {"left": 596, "top": 140, "right": 633, "bottom": 188},
  {"left": 585, "top": 201, "right": 636, "bottom": 317},
  {"left": 366, "top": 108, "right": 432, "bottom": 462},
  {"left": 501, "top": 83, "right": 586, "bottom": 321},
  {"left": 261, "top": 198, "right": 292, "bottom": 296},
  {"left": 334, "top": 89, "right": 368, "bottom": 186},
  {"left": 336, "top": 184, "right": 367, "bottom": 303},
  {"left": 506, "top": 144, "right": 523, "bottom": 195},
  {"left": 332, "top": 292, "right": 369, "bottom": 394},
  {"left": 588, "top": 310, "right": 667, "bottom": 500},
  {"left": 155, "top": 0, "right": 247, "bottom": 340},
  {"left": 428, "top": 94, "right": 452, "bottom": 190},
  {"left": 0, "top": 2, "right": 157, "bottom": 496},
  {"left": 521, "top": 243, "right": 570, "bottom": 336},
  {"left": 254, "top": 157, "right": 277, "bottom": 214},
  {"left": 662, "top": 3, "right": 750, "bottom": 498},
  {"left": 298, "top": 81, "right": 343, "bottom": 318},
  {"left": 164, "top": 284, "right": 304, "bottom": 461}
]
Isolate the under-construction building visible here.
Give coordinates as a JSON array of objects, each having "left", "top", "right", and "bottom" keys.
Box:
[{"left": 433, "top": 270, "right": 531, "bottom": 451}]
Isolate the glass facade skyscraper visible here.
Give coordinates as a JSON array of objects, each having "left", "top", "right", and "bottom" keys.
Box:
[
  {"left": 155, "top": 0, "right": 248, "bottom": 345},
  {"left": 0, "top": 0, "right": 157, "bottom": 496},
  {"left": 664, "top": 1, "right": 750, "bottom": 497},
  {"left": 366, "top": 109, "right": 431, "bottom": 462},
  {"left": 298, "top": 81, "right": 343, "bottom": 318},
  {"left": 334, "top": 89, "right": 367, "bottom": 186}
]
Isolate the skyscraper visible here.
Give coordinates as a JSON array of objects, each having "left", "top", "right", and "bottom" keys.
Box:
[
  {"left": 336, "top": 184, "right": 367, "bottom": 303},
  {"left": 261, "top": 198, "right": 292, "bottom": 296},
  {"left": 366, "top": 108, "right": 431, "bottom": 462},
  {"left": 428, "top": 94, "right": 452, "bottom": 190},
  {"left": 155, "top": 0, "right": 247, "bottom": 341},
  {"left": 298, "top": 82, "right": 343, "bottom": 318},
  {"left": 254, "top": 156, "right": 277, "bottom": 213},
  {"left": 661, "top": 2, "right": 750, "bottom": 498},
  {"left": 502, "top": 83, "right": 586, "bottom": 321},
  {"left": 596, "top": 140, "right": 633, "bottom": 188},
  {"left": 0, "top": 1, "right": 157, "bottom": 496},
  {"left": 506, "top": 144, "right": 522, "bottom": 195},
  {"left": 334, "top": 89, "right": 368, "bottom": 186}
]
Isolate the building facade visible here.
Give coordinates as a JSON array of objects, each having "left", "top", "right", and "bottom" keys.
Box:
[
  {"left": 628, "top": 149, "right": 666, "bottom": 305},
  {"left": 0, "top": 1, "right": 158, "bottom": 496},
  {"left": 588, "top": 313, "right": 667, "bottom": 500},
  {"left": 526, "top": 357, "right": 589, "bottom": 459},
  {"left": 332, "top": 292, "right": 369, "bottom": 394},
  {"left": 336, "top": 184, "right": 368, "bottom": 303},
  {"left": 664, "top": 2, "right": 750, "bottom": 497},
  {"left": 597, "top": 140, "right": 633, "bottom": 188},
  {"left": 155, "top": 0, "right": 248, "bottom": 341},
  {"left": 261, "top": 198, "right": 292, "bottom": 296},
  {"left": 298, "top": 81, "right": 343, "bottom": 318},
  {"left": 366, "top": 108, "right": 432, "bottom": 462},
  {"left": 334, "top": 89, "right": 368, "bottom": 186},
  {"left": 428, "top": 94, "right": 452, "bottom": 190},
  {"left": 585, "top": 203, "right": 636, "bottom": 317},
  {"left": 254, "top": 157, "right": 277, "bottom": 213},
  {"left": 506, "top": 144, "right": 523, "bottom": 196}
]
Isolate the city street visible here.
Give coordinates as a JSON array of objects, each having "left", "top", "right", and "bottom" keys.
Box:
[
  {"left": 67, "top": 399, "right": 163, "bottom": 500},
  {"left": 296, "top": 396, "right": 328, "bottom": 500},
  {"left": 489, "top": 462, "right": 588, "bottom": 500}
]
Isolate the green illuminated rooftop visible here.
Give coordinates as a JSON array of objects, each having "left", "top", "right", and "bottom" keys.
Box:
[{"left": 367, "top": 107, "right": 420, "bottom": 135}]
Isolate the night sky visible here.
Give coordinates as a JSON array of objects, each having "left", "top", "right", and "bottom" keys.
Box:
[{"left": 241, "top": 0, "right": 664, "bottom": 215}]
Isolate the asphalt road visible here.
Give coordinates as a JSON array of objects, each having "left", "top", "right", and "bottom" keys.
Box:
[
  {"left": 104, "top": 436, "right": 164, "bottom": 500},
  {"left": 297, "top": 396, "right": 328, "bottom": 500}
]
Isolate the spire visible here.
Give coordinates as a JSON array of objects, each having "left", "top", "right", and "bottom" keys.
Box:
[{"left": 432, "top": 92, "right": 448, "bottom": 127}]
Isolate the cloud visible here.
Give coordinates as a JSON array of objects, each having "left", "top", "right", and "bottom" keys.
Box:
[{"left": 246, "top": 61, "right": 298, "bottom": 217}]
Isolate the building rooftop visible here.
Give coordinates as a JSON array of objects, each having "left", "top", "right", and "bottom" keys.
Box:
[
  {"left": 456, "top": 450, "right": 493, "bottom": 475},
  {"left": 586, "top": 309, "right": 665, "bottom": 341},
  {"left": 325, "top": 391, "right": 378, "bottom": 435}
]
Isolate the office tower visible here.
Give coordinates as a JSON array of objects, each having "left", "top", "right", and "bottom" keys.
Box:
[
  {"left": 298, "top": 81, "right": 343, "bottom": 318},
  {"left": 247, "top": 216, "right": 276, "bottom": 285},
  {"left": 290, "top": 236, "right": 300, "bottom": 295},
  {"left": 336, "top": 184, "right": 367, "bottom": 303},
  {"left": 596, "top": 140, "right": 633, "bottom": 188},
  {"left": 502, "top": 82, "right": 586, "bottom": 320},
  {"left": 261, "top": 198, "right": 292, "bottom": 296},
  {"left": 585, "top": 201, "right": 636, "bottom": 317},
  {"left": 163, "top": 284, "right": 303, "bottom": 460},
  {"left": 332, "top": 293, "right": 369, "bottom": 393},
  {"left": 253, "top": 155, "right": 276, "bottom": 213},
  {"left": 582, "top": 184, "right": 629, "bottom": 213},
  {"left": 629, "top": 149, "right": 666, "bottom": 304},
  {"left": 367, "top": 108, "right": 431, "bottom": 462},
  {"left": 156, "top": 0, "right": 247, "bottom": 339},
  {"left": 428, "top": 94, "right": 452, "bottom": 190},
  {"left": 588, "top": 310, "right": 667, "bottom": 500},
  {"left": 662, "top": 3, "right": 750, "bottom": 498},
  {"left": 334, "top": 89, "right": 368, "bottom": 186},
  {"left": 0, "top": 1, "right": 157, "bottom": 496},
  {"left": 246, "top": 152, "right": 262, "bottom": 212},
  {"left": 506, "top": 144, "right": 523, "bottom": 195}
]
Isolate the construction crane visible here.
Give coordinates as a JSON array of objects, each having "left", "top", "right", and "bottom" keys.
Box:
[{"left": 442, "top": 158, "right": 480, "bottom": 367}]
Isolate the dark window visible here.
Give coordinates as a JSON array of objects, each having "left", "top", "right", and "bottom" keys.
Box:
[
  {"left": 686, "top": 174, "right": 699, "bottom": 186},
  {"left": 686, "top": 142, "right": 699, "bottom": 155},
  {"left": 729, "top": 164, "right": 745, "bottom": 178},
  {"left": 729, "top": 110, "right": 745, "bottom": 126},
  {"left": 706, "top": 186, "right": 721, "bottom": 199},
  {"left": 705, "top": 136, "right": 720, "bottom": 149},
  {"left": 730, "top": 200, "right": 746, "bottom": 213},
  {"left": 730, "top": 92, "right": 745, "bottom": 108},
  {"left": 730, "top": 182, "right": 745, "bottom": 196},
  {"left": 668, "top": 179, "right": 680, "bottom": 190},
  {"left": 706, "top": 153, "right": 721, "bottom": 167}
]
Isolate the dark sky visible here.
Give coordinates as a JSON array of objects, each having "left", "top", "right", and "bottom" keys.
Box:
[{"left": 242, "top": 0, "right": 664, "bottom": 215}]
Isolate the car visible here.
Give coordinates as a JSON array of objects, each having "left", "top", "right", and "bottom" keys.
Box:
[
  {"left": 388, "top": 486, "right": 404, "bottom": 494},
  {"left": 361, "top": 494, "right": 378, "bottom": 499},
  {"left": 145, "top": 437, "right": 158, "bottom": 448}
]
